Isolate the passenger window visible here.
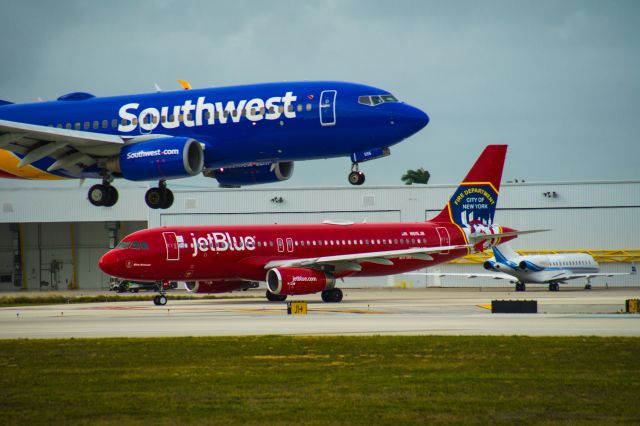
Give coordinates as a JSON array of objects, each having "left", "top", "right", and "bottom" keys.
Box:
[
  {"left": 75, "top": 123, "right": 81, "bottom": 130},
  {"left": 66, "top": 123, "right": 72, "bottom": 129},
  {"left": 112, "top": 119, "right": 118, "bottom": 128},
  {"left": 93, "top": 121, "right": 99, "bottom": 129},
  {"left": 296, "top": 104, "right": 303, "bottom": 112},
  {"left": 57, "top": 124, "right": 63, "bottom": 128},
  {"left": 83, "top": 122, "right": 90, "bottom": 130},
  {"left": 187, "top": 113, "right": 193, "bottom": 121},
  {"left": 306, "top": 103, "right": 312, "bottom": 111},
  {"left": 102, "top": 120, "right": 108, "bottom": 129}
]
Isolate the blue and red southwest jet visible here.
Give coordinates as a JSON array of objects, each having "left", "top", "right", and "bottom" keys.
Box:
[
  {"left": 99, "top": 145, "right": 538, "bottom": 305},
  {"left": 0, "top": 81, "right": 428, "bottom": 208}
]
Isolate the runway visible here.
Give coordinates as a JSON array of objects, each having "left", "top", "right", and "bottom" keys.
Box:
[{"left": 1, "top": 288, "right": 639, "bottom": 339}]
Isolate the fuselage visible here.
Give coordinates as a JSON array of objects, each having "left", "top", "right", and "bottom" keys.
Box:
[
  {"left": 99, "top": 221, "right": 516, "bottom": 283},
  {"left": 488, "top": 252, "right": 600, "bottom": 283},
  {"left": 0, "top": 81, "right": 428, "bottom": 180}
]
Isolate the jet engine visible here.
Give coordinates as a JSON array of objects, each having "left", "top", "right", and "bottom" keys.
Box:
[
  {"left": 266, "top": 267, "right": 335, "bottom": 296},
  {"left": 184, "top": 280, "right": 253, "bottom": 294},
  {"left": 107, "top": 137, "right": 204, "bottom": 181},
  {"left": 208, "top": 161, "right": 293, "bottom": 187},
  {"left": 484, "top": 261, "right": 499, "bottom": 271}
]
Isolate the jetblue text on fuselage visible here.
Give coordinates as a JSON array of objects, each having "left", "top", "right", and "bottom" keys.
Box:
[
  {"left": 118, "top": 92, "right": 298, "bottom": 132},
  {"left": 190, "top": 232, "right": 256, "bottom": 257}
]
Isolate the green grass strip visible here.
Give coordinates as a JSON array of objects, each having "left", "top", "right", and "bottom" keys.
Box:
[
  {"left": 1, "top": 335, "right": 639, "bottom": 425},
  {"left": 0, "top": 293, "right": 258, "bottom": 307}
]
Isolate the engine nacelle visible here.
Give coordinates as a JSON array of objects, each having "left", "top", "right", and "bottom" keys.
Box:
[
  {"left": 111, "top": 137, "right": 204, "bottom": 181},
  {"left": 266, "top": 267, "right": 335, "bottom": 296},
  {"left": 184, "top": 280, "right": 253, "bottom": 294},
  {"left": 209, "top": 161, "right": 293, "bottom": 187},
  {"left": 484, "top": 261, "right": 499, "bottom": 271}
]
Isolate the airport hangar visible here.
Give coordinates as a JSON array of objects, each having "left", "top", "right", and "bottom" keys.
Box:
[{"left": 0, "top": 180, "right": 638, "bottom": 291}]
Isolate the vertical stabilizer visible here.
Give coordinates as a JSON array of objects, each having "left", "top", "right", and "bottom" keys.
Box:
[
  {"left": 431, "top": 145, "right": 507, "bottom": 227},
  {"left": 492, "top": 243, "right": 519, "bottom": 262}
]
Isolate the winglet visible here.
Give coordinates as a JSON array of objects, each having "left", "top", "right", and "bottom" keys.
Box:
[{"left": 177, "top": 79, "right": 192, "bottom": 90}]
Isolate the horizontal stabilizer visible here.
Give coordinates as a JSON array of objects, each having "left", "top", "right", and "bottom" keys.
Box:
[
  {"left": 0, "top": 99, "right": 14, "bottom": 106},
  {"left": 469, "top": 229, "right": 550, "bottom": 242}
]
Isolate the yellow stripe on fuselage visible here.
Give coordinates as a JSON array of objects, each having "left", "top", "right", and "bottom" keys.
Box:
[{"left": 0, "top": 150, "right": 67, "bottom": 180}]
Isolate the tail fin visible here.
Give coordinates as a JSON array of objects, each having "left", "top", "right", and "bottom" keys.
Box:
[
  {"left": 492, "top": 242, "right": 519, "bottom": 262},
  {"left": 431, "top": 144, "right": 507, "bottom": 227}
]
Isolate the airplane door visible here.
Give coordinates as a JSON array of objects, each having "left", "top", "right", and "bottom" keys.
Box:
[
  {"left": 436, "top": 227, "right": 450, "bottom": 254},
  {"left": 286, "top": 238, "right": 294, "bottom": 253},
  {"left": 277, "top": 238, "right": 285, "bottom": 253},
  {"left": 162, "top": 232, "right": 180, "bottom": 261},
  {"left": 319, "top": 90, "right": 337, "bottom": 126}
]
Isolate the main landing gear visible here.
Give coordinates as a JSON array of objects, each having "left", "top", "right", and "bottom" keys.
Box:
[
  {"left": 152, "top": 280, "right": 172, "bottom": 306},
  {"left": 515, "top": 282, "right": 526, "bottom": 292},
  {"left": 348, "top": 163, "right": 365, "bottom": 186},
  {"left": 145, "top": 180, "right": 174, "bottom": 209},
  {"left": 321, "top": 288, "right": 343, "bottom": 303},
  {"left": 548, "top": 282, "right": 560, "bottom": 292},
  {"left": 88, "top": 178, "right": 119, "bottom": 207}
]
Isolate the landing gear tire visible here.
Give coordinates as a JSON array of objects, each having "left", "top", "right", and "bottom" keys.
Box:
[
  {"left": 266, "top": 290, "right": 287, "bottom": 302},
  {"left": 515, "top": 282, "right": 526, "bottom": 292},
  {"left": 584, "top": 284, "right": 592, "bottom": 290},
  {"left": 348, "top": 171, "right": 365, "bottom": 186},
  {"left": 153, "top": 295, "right": 168, "bottom": 306},
  {"left": 145, "top": 186, "right": 174, "bottom": 209},
  {"left": 104, "top": 186, "right": 119, "bottom": 207},
  {"left": 549, "top": 282, "right": 560, "bottom": 292},
  {"left": 321, "top": 288, "right": 343, "bottom": 303}
]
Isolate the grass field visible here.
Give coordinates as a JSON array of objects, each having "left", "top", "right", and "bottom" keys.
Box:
[{"left": 1, "top": 336, "right": 639, "bottom": 425}]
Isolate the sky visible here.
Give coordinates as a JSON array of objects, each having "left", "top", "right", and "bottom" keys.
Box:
[{"left": 0, "top": 0, "right": 639, "bottom": 189}]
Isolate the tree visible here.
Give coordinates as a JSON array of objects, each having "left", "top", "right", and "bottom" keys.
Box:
[{"left": 401, "top": 167, "right": 430, "bottom": 185}]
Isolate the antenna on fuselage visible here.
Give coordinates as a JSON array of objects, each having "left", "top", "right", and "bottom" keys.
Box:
[{"left": 154, "top": 83, "right": 163, "bottom": 92}]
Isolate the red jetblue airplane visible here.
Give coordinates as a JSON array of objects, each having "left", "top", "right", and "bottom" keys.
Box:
[{"left": 99, "top": 145, "right": 528, "bottom": 305}]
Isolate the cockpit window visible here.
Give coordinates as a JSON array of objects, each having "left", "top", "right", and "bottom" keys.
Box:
[
  {"left": 358, "top": 94, "right": 399, "bottom": 106},
  {"left": 117, "top": 241, "right": 149, "bottom": 249}
]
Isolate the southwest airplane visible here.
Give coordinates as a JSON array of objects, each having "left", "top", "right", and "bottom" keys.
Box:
[
  {"left": 99, "top": 145, "right": 537, "bottom": 306},
  {"left": 410, "top": 242, "right": 637, "bottom": 291},
  {"left": 0, "top": 81, "right": 429, "bottom": 209}
]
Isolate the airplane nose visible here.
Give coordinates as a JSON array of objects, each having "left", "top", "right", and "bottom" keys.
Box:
[
  {"left": 98, "top": 250, "right": 120, "bottom": 276},
  {"left": 398, "top": 104, "right": 429, "bottom": 136}
]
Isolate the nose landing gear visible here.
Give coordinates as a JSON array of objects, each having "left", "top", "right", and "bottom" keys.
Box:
[
  {"left": 153, "top": 280, "right": 172, "bottom": 305},
  {"left": 348, "top": 163, "right": 365, "bottom": 186},
  {"left": 88, "top": 177, "right": 119, "bottom": 207},
  {"left": 145, "top": 180, "right": 174, "bottom": 209}
]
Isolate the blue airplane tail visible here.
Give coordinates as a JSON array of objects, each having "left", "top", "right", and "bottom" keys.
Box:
[
  {"left": 431, "top": 145, "right": 507, "bottom": 227},
  {"left": 0, "top": 99, "right": 13, "bottom": 106}
]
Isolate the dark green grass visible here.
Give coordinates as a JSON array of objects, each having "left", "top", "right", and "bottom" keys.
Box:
[
  {"left": 0, "top": 293, "right": 257, "bottom": 307},
  {"left": 1, "top": 336, "right": 639, "bottom": 425}
]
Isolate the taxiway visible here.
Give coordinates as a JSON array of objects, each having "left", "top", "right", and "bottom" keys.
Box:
[{"left": 1, "top": 288, "right": 639, "bottom": 339}]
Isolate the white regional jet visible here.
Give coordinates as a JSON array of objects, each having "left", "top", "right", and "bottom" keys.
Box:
[{"left": 409, "top": 243, "right": 636, "bottom": 292}]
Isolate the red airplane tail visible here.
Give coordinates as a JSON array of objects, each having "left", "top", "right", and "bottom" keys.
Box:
[{"left": 430, "top": 144, "right": 507, "bottom": 227}]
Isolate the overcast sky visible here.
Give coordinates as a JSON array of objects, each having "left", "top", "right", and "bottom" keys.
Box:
[{"left": 1, "top": 0, "right": 638, "bottom": 189}]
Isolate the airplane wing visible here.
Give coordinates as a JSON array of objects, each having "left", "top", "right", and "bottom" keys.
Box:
[
  {"left": 0, "top": 118, "right": 125, "bottom": 174},
  {"left": 562, "top": 272, "right": 636, "bottom": 281},
  {"left": 404, "top": 271, "right": 516, "bottom": 281},
  {"left": 264, "top": 244, "right": 472, "bottom": 272}
]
